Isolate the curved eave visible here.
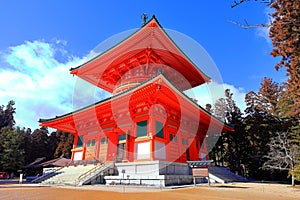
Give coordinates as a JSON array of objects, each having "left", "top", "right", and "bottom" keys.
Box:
[
  {"left": 39, "top": 74, "right": 233, "bottom": 133},
  {"left": 39, "top": 73, "right": 164, "bottom": 130},
  {"left": 158, "top": 75, "right": 234, "bottom": 133},
  {"left": 69, "top": 16, "right": 210, "bottom": 92}
]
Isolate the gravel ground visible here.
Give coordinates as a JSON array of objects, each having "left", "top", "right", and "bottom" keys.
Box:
[{"left": 0, "top": 182, "right": 299, "bottom": 200}]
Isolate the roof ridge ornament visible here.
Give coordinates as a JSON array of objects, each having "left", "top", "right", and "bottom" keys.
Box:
[{"left": 141, "top": 13, "right": 148, "bottom": 26}]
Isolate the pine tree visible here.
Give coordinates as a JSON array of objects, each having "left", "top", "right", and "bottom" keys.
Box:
[
  {"left": 21, "top": 128, "right": 33, "bottom": 164},
  {"left": 30, "top": 127, "right": 54, "bottom": 161},
  {"left": 0, "top": 127, "right": 25, "bottom": 171},
  {"left": 243, "top": 78, "right": 284, "bottom": 179},
  {"left": 0, "top": 100, "right": 16, "bottom": 130},
  {"left": 212, "top": 89, "right": 244, "bottom": 174}
]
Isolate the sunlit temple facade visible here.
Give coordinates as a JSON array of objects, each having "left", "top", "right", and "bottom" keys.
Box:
[{"left": 39, "top": 16, "right": 233, "bottom": 169}]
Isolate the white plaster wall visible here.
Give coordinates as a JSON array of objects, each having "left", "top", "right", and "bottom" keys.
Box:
[
  {"left": 135, "top": 142, "right": 150, "bottom": 160},
  {"left": 154, "top": 141, "right": 166, "bottom": 159},
  {"left": 73, "top": 151, "right": 83, "bottom": 160}
]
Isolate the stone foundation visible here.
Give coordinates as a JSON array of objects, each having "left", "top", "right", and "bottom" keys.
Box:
[{"left": 104, "top": 160, "right": 194, "bottom": 186}]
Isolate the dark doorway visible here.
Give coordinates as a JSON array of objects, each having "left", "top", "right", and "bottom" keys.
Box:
[{"left": 186, "top": 148, "right": 190, "bottom": 161}]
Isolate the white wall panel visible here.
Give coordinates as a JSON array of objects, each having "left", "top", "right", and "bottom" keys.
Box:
[
  {"left": 73, "top": 151, "right": 83, "bottom": 160},
  {"left": 135, "top": 142, "right": 150, "bottom": 160},
  {"left": 154, "top": 141, "right": 166, "bottom": 159}
]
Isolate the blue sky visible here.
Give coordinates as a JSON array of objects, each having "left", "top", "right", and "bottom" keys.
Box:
[{"left": 0, "top": 1, "right": 286, "bottom": 130}]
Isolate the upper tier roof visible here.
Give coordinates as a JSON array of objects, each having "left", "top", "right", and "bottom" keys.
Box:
[{"left": 70, "top": 15, "right": 210, "bottom": 93}]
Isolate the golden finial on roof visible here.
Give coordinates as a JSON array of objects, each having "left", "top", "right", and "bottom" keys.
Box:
[{"left": 141, "top": 13, "right": 148, "bottom": 26}]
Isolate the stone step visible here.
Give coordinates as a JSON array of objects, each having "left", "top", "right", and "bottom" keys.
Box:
[{"left": 41, "top": 164, "right": 97, "bottom": 185}]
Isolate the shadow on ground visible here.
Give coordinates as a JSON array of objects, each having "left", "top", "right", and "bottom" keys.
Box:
[{"left": 214, "top": 185, "right": 250, "bottom": 189}]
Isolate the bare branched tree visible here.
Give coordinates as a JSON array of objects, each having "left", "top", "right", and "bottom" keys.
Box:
[
  {"left": 230, "top": 0, "right": 275, "bottom": 29},
  {"left": 263, "top": 131, "right": 298, "bottom": 186},
  {"left": 231, "top": 0, "right": 275, "bottom": 8},
  {"left": 228, "top": 19, "right": 271, "bottom": 29}
]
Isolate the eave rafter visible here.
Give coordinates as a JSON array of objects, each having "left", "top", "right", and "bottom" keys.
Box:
[{"left": 100, "top": 48, "right": 170, "bottom": 89}]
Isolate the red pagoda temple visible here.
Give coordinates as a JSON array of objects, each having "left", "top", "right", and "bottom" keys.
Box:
[{"left": 39, "top": 16, "right": 233, "bottom": 185}]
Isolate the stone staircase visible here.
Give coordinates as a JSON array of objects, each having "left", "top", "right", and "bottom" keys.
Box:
[
  {"left": 31, "top": 167, "right": 64, "bottom": 183},
  {"left": 76, "top": 162, "right": 115, "bottom": 186},
  {"left": 208, "top": 166, "right": 248, "bottom": 183},
  {"left": 41, "top": 165, "right": 96, "bottom": 185}
]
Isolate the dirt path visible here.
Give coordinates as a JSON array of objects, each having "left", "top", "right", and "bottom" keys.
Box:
[{"left": 0, "top": 183, "right": 299, "bottom": 200}]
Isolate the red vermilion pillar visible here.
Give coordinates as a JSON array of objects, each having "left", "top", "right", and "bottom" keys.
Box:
[
  {"left": 149, "top": 109, "right": 155, "bottom": 160},
  {"left": 177, "top": 132, "right": 183, "bottom": 162},
  {"left": 188, "top": 137, "right": 198, "bottom": 161},
  {"left": 124, "top": 129, "right": 131, "bottom": 161},
  {"left": 95, "top": 134, "right": 100, "bottom": 159},
  {"left": 71, "top": 133, "right": 79, "bottom": 161},
  {"left": 128, "top": 126, "right": 135, "bottom": 162},
  {"left": 203, "top": 136, "right": 208, "bottom": 160},
  {"left": 82, "top": 141, "right": 86, "bottom": 160},
  {"left": 107, "top": 131, "right": 118, "bottom": 161}
]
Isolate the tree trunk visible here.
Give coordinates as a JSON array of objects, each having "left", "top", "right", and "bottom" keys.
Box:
[{"left": 291, "top": 165, "right": 295, "bottom": 186}]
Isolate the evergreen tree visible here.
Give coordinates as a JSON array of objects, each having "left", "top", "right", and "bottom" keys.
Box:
[
  {"left": 243, "top": 79, "right": 279, "bottom": 179},
  {"left": 269, "top": 3, "right": 300, "bottom": 169},
  {"left": 21, "top": 128, "right": 33, "bottom": 164},
  {"left": 0, "top": 127, "right": 25, "bottom": 171},
  {"left": 53, "top": 130, "right": 74, "bottom": 159},
  {"left": 211, "top": 89, "right": 244, "bottom": 174},
  {"left": 244, "top": 78, "right": 297, "bottom": 180},
  {"left": 30, "top": 127, "right": 54, "bottom": 161},
  {"left": 0, "top": 100, "right": 16, "bottom": 130},
  {"left": 231, "top": 0, "right": 300, "bottom": 181}
]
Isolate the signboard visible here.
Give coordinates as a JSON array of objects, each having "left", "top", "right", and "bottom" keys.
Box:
[
  {"left": 187, "top": 160, "right": 212, "bottom": 186},
  {"left": 192, "top": 168, "right": 209, "bottom": 177}
]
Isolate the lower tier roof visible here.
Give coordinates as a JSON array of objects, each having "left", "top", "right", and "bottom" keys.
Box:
[{"left": 39, "top": 74, "right": 234, "bottom": 134}]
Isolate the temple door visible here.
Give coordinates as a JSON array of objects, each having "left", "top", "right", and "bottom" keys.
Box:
[
  {"left": 99, "top": 137, "right": 108, "bottom": 161},
  {"left": 116, "top": 143, "right": 126, "bottom": 162}
]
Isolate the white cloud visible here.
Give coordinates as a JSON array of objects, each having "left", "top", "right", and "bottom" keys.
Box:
[
  {"left": 255, "top": 7, "right": 273, "bottom": 44},
  {"left": 186, "top": 81, "right": 246, "bottom": 113},
  {"left": 256, "top": 27, "right": 270, "bottom": 43},
  {"left": 0, "top": 40, "right": 97, "bottom": 130}
]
